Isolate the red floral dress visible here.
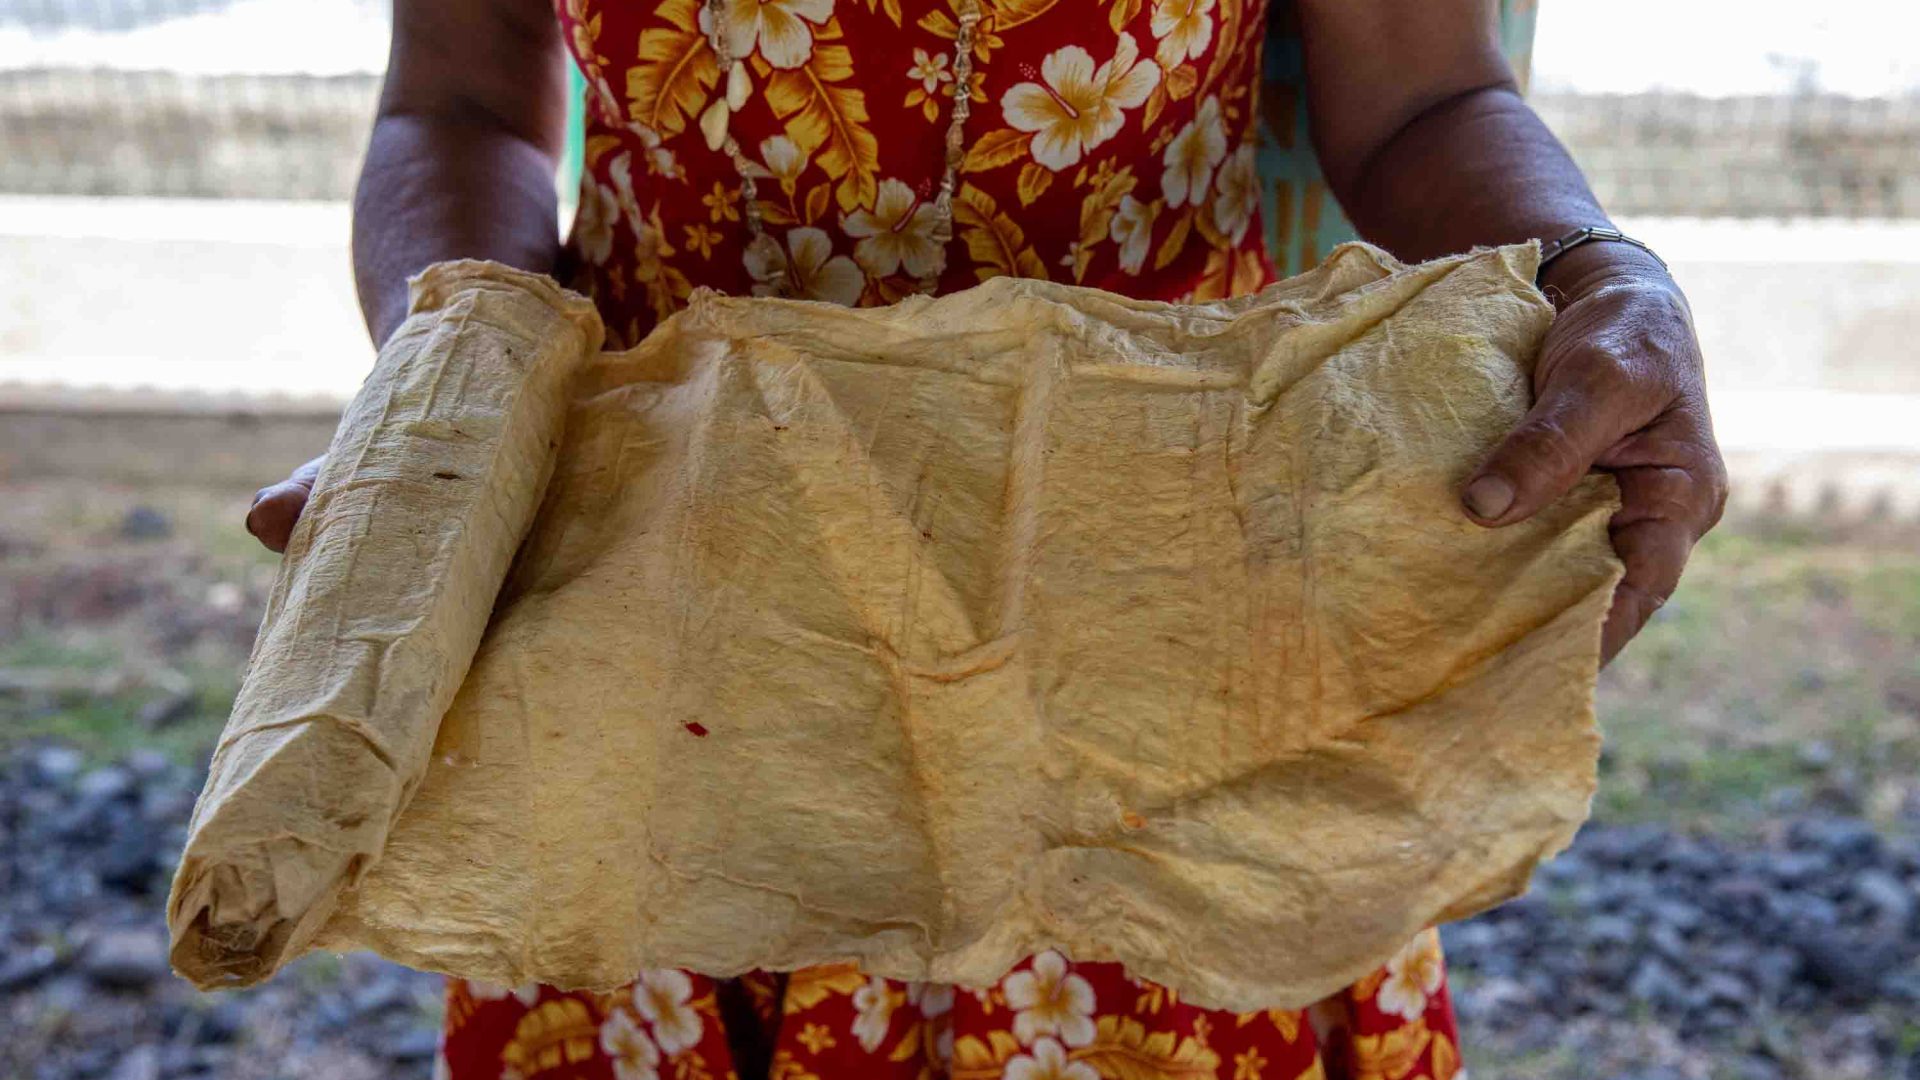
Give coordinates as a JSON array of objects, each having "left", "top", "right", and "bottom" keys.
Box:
[{"left": 439, "top": 0, "right": 1465, "bottom": 1076}]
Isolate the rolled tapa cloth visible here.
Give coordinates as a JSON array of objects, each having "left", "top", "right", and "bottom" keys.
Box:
[
  {"left": 173, "top": 244, "right": 1622, "bottom": 1012},
  {"left": 167, "top": 262, "right": 602, "bottom": 988}
]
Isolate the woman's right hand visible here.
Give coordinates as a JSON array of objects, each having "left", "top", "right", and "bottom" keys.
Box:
[{"left": 246, "top": 456, "right": 324, "bottom": 553}]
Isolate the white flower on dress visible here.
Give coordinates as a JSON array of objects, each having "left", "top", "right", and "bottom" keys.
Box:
[
  {"left": 908, "top": 48, "right": 953, "bottom": 94},
  {"left": 464, "top": 980, "right": 543, "bottom": 1007},
  {"left": 1000, "top": 33, "right": 1162, "bottom": 171},
  {"left": 1006, "top": 1037, "right": 1099, "bottom": 1080},
  {"left": 633, "top": 969, "right": 704, "bottom": 1056},
  {"left": 709, "top": 0, "right": 834, "bottom": 69},
  {"left": 599, "top": 1008, "right": 663, "bottom": 1080},
  {"left": 932, "top": 1017, "right": 955, "bottom": 1068},
  {"left": 756, "top": 135, "right": 809, "bottom": 194},
  {"left": 1210, "top": 141, "right": 1257, "bottom": 244},
  {"left": 841, "top": 178, "right": 944, "bottom": 278},
  {"left": 1161, "top": 94, "right": 1227, "bottom": 209},
  {"left": 607, "top": 152, "right": 675, "bottom": 288},
  {"left": 850, "top": 975, "right": 897, "bottom": 1052},
  {"left": 1375, "top": 931, "right": 1446, "bottom": 1021},
  {"left": 1150, "top": 0, "right": 1215, "bottom": 68},
  {"left": 907, "top": 981, "right": 956, "bottom": 1019},
  {"left": 1108, "top": 193, "right": 1161, "bottom": 274},
  {"left": 743, "top": 227, "right": 864, "bottom": 304},
  {"left": 627, "top": 121, "right": 680, "bottom": 180},
  {"left": 576, "top": 180, "right": 620, "bottom": 265},
  {"left": 1003, "top": 951, "right": 1097, "bottom": 1047},
  {"left": 609, "top": 152, "right": 644, "bottom": 232},
  {"left": 583, "top": 63, "right": 625, "bottom": 128}
]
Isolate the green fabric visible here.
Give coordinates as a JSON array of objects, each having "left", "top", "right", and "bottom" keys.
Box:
[
  {"left": 559, "top": 62, "right": 587, "bottom": 219},
  {"left": 1256, "top": 0, "right": 1540, "bottom": 275}
]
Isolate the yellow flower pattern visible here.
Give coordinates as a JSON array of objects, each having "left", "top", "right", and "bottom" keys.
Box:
[
  {"left": 447, "top": 940, "right": 1465, "bottom": 1078},
  {"left": 559, "top": 0, "right": 1274, "bottom": 345}
]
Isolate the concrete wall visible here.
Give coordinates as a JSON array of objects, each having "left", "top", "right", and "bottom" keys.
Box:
[{"left": 1, "top": 199, "right": 1915, "bottom": 518}]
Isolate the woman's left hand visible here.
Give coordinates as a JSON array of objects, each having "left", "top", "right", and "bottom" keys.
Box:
[{"left": 1459, "top": 252, "right": 1728, "bottom": 663}]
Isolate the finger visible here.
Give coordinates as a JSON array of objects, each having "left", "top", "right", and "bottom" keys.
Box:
[
  {"left": 1462, "top": 357, "right": 1660, "bottom": 528},
  {"left": 1598, "top": 467, "right": 1700, "bottom": 664},
  {"left": 245, "top": 483, "right": 312, "bottom": 554},
  {"left": 1597, "top": 404, "right": 1729, "bottom": 532},
  {"left": 244, "top": 456, "right": 325, "bottom": 554}
]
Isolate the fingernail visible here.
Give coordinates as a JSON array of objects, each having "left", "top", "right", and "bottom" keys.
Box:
[{"left": 1463, "top": 474, "right": 1515, "bottom": 520}]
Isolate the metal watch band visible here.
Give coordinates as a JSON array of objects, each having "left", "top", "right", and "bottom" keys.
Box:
[{"left": 1535, "top": 225, "right": 1670, "bottom": 282}]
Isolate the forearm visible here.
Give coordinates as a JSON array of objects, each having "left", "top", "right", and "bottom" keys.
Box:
[
  {"left": 349, "top": 0, "right": 569, "bottom": 346},
  {"left": 250, "top": 0, "right": 573, "bottom": 554},
  {"left": 350, "top": 117, "right": 562, "bottom": 346},
  {"left": 1330, "top": 86, "right": 1668, "bottom": 304}
]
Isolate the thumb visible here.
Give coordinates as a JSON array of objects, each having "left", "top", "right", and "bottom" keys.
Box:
[
  {"left": 1461, "top": 364, "right": 1645, "bottom": 527},
  {"left": 245, "top": 455, "right": 325, "bottom": 554}
]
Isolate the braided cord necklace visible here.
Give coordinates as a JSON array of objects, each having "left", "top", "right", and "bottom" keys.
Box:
[{"left": 696, "top": 0, "right": 986, "bottom": 297}]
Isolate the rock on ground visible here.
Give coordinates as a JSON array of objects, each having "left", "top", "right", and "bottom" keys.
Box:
[{"left": 3, "top": 742, "right": 1918, "bottom": 1079}]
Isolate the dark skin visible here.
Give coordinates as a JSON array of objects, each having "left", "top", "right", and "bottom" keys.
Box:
[{"left": 248, "top": 0, "right": 1727, "bottom": 663}]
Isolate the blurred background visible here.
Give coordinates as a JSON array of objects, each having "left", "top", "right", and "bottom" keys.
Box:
[{"left": 2, "top": 1, "right": 1917, "bottom": 1078}]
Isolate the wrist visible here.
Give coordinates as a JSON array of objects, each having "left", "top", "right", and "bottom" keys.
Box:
[{"left": 1536, "top": 236, "right": 1673, "bottom": 308}]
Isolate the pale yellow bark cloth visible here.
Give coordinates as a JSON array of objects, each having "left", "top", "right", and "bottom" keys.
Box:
[{"left": 169, "top": 243, "right": 1621, "bottom": 1011}]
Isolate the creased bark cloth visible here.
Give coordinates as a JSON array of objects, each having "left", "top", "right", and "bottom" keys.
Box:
[{"left": 168, "top": 242, "right": 1622, "bottom": 1011}]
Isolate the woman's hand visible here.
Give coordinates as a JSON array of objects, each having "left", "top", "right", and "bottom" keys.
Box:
[
  {"left": 246, "top": 456, "right": 324, "bottom": 554},
  {"left": 1461, "top": 249, "right": 1728, "bottom": 663},
  {"left": 1291, "top": 0, "right": 1728, "bottom": 664}
]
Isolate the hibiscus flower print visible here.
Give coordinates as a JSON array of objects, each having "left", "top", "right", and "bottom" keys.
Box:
[
  {"left": 850, "top": 975, "right": 897, "bottom": 1052},
  {"left": 1150, "top": 0, "right": 1215, "bottom": 68},
  {"left": 609, "top": 152, "right": 643, "bottom": 233},
  {"left": 1210, "top": 141, "right": 1257, "bottom": 244},
  {"left": 609, "top": 153, "right": 677, "bottom": 290},
  {"left": 1006, "top": 1037, "right": 1099, "bottom": 1080},
  {"left": 709, "top": 0, "right": 833, "bottom": 69},
  {"left": 1375, "top": 930, "right": 1446, "bottom": 1021},
  {"left": 463, "top": 980, "right": 543, "bottom": 1007},
  {"left": 744, "top": 227, "right": 864, "bottom": 303},
  {"left": 575, "top": 179, "right": 620, "bottom": 266},
  {"left": 907, "top": 981, "right": 956, "bottom": 1019},
  {"left": 1000, "top": 33, "right": 1162, "bottom": 171},
  {"left": 752, "top": 135, "right": 809, "bottom": 196},
  {"left": 626, "top": 122, "right": 679, "bottom": 181},
  {"left": 1003, "top": 950, "right": 1097, "bottom": 1047},
  {"left": 632, "top": 969, "right": 704, "bottom": 1056},
  {"left": 631, "top": 207, "right": 674, "bottom": 286},
  {"left": 598, "top": 1008, "right": 662, "bottom": 1080},
  {"left": 1108, "top": 193, "right": 1160, "bottom": 274},
  {"left": 1161, "top": 94, "right": 1227, "bottom": 208},
  {"left": 841, "top": 178, "right": 943, "bottom": 278}
]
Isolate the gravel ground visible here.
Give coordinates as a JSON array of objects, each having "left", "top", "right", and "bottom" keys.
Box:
[
  {"left": 1, "top": 745, "right": 444, "bottom": 1080},
  {"left": 4, "top": 740, "right": 1917, "bottom": 1080},
  {"left": 3, "top": 493, "right": 1917, "bottom": 1078},
  {"left": 1443, "top": 815, "right": 1920, "bottom": 1078}
]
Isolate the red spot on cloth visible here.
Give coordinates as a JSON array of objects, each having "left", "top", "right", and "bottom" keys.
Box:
[{"left": 684, "top": 722, "right": 709, "bottom": 737}]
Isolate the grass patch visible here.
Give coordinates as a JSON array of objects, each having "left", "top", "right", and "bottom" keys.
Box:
[
  {"left": 1596, "top": 523, "right": 1920, "bottom": 832},
  {"left": 1, "top": 628, "right": 239, "bottom": 766}
]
